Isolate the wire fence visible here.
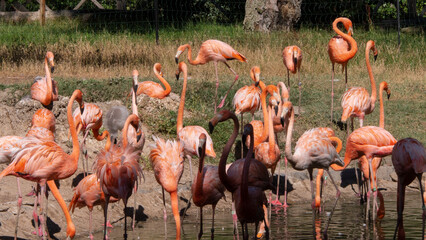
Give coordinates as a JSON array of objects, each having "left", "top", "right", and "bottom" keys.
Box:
[{"left": 0, "top": 0, "right": 424, "bottom": 32}]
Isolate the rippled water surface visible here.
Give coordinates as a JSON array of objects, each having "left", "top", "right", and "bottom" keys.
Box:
[{"left": 87, "top": 192, "right": 425, "bottom": 239}]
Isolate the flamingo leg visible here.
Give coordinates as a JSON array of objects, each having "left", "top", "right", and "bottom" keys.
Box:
[
  {"left": 39, "top": 184, "right": 47, "bottom": 240},
  {"left": 330, "top": 63, "right": 335, "bottom": 122},
  {"left": 103, "top": 197, "right": 110, "bottom": 240},
  {"left": 170, "top": 191, "right": 181, "bottom": 240},
  {"left": 83, "top": 130, "right": 91, "bottom": 176},
  {"left": 287, "top": 69, "right": 290, "bottom": 92},
  {"left": 366, "top": 169, "right": 372, "bottom": 222},
  {"left": 323, "top": 169, "right": 341, "bottom": 237},
  {"left": 275, "top": 159, "right": 282, "bottom": 205},
  {"left": 298, "top": 76, "right": 302, "bottom": 115},
  {"left": 162, "top": 188, "right": 167, "bottom": 238},
  {"left": 214, "top": 61, "right": 219, "bottom": 114},
  {"left": 218, "top": 62, "right": 239, "bottom": 109},
  {"left": 89, "top": 210, "right": 93, "bottom": 240},
  {"left": 354, "top": 162, "right": 361, "bottom": 199},
  {"left": 394, "top": 179, "right": 405, "bottom": 239},
  {"left": 32, "top": 185, "right": 40, "bottom": 237},
  {"left": 211, "top": 205, "right": 216, "bottom": 240},
  {"left": 232, "top": 201, "right": 240, "bottom": 240},
  {"left": 186, "top": 155, "right": 194, "bottom": 186},
  {"left": 284, "top": 157, "right": 289, "bottom": 208},
  {"left": 369, "top": 161, "right": 377, "bottom": 222},
  {"left": 308, "top": 169, "right": 316, "bottom": 237},
  {"left": 15, "top": 178, "right": 22, "bottom": 239},
  {"left": 123, "top": 201, "right": 128, "bottom": 240},
  {"left": 132, "top": 184, "right": 137, "bottom": 230},
  {"left": 345, "top": 64, "right": 348, "bottom": 91},
  {"left": 417, "top": 175, "right": 426, "bottom": 238},
  {"left": 198, "top": 207, "right": 203, "bottom": 240}
]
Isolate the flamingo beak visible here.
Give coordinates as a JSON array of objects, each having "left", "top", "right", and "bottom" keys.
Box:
[
  {"left": 198, "top": 146, "right": 203, "bottom": 157},
  {"left": 208, "top": 122, "right": 215, "bottom": 134},
  {"left": 175, "top": 57, "right": 179, "bottom": 64},
  {"left": 175, "top": 73, "right": 180, "bottom": 81},
  {"left": 280, "top": 117, "right": 285, "bottom": 127},
  {"left": 293, "top": 57, "right": 297, "bottom": 66},
  {"left": 387, "top": 92, "right": 391, "bottom": 100},
  {"left": 349, "top": 27, "right": 353, "bottom": 36},
  {"left": 255, "top": 81, "right": 260, "bottom": 87},
  {"left": 242, "top": 133, "right": 247, "bottom": 147},
  {"left": 51, "top": 66, "right": 55, "bottom": 73},
  {"left": 275, "top": 105, "right": 279, "bottom": 115},
  {"left": 374, "top": 54, "right": 378, "bottom": 62}
]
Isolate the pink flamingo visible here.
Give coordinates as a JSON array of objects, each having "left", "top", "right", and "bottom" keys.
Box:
[
  {"left": 93, "top": 114, "right": 143, "bottom": 240},
  {"left": 328, "top": 17, "right": 358, "bottom": 121},
  {"left": 31, "top": 51, "right": 58, "bottom": 110},
  {"left": 175, "top": 39, "right": 247, "bottom": 113},
  {"left": 0, "top": 89, "right": 86, "bottom": 240},
  {"left": 282, "top": 45, "right": 303, "bottom": 112},
  {"left": 131, "top": 64, "right": 171, "bottom": 99}
]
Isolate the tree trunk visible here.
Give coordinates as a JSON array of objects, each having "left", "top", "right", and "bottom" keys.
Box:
[
  {"left": 407, "top": 0, "right": 417, "bottom": 19},
  {"left": 243, "top": 0, "right": 301, "bottom": 32}
]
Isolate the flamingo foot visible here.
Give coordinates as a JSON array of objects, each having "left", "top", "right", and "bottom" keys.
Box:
[
  {"left": 256, "top": 230, "right": 265, "bottom": 239},
  {"left": 270, "top": 199, "right": 283, "bottom": 206},
  {"left": 26, "top": 187, "right": 37, "bottom": 197},
  {"left": 89, "top": 234, "right": 94, "bottom": 240},
  {"left": 217, "top": 97, "right": 226, "bottom": 109},
  {"left": 31, "top": 227, "right": 45, "bottom": 237},
  {"left": 102, "top": 221, "right": 114, "bottom": 228}
]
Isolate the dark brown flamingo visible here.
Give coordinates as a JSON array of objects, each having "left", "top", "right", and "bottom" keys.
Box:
[
  {"left": 192, "top": 133, "right": 225, "bottom": 240},
  {"left": 391, "top": 138, "right": 426, "bottom": 240},
  {"left": 209, "top": 110, "right": 273, "bottom": 240}
]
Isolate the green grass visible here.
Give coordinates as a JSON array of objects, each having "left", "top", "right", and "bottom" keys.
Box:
[{"left": 0, "top": 20, "right": 424, "bottom": 163}]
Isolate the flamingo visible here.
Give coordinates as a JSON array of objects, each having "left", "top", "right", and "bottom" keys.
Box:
[
  {"left": 235, "top": 123, "right": 269, "bottom": 240},
  {"left": 175, "top": 62, "right": 215, "bottom": 182},
  {"left": 72, "top": 101, "right": 103, "bottom": 175},
  {"left": 341, "top": 40, "right": 379, "bottom": 135},
  {"left": 0, "top": 108, "right": 56, "bottom": 239},
  {"left": 149, "top": 136, "right": 185, "bottom": 240},
  {"left": 283, "top": 104, "right": 344, "bottom": 236},
  {"left": 282, "top": 45, "right": 303, "bottom": 112},
  {"left": 131, "top": 64, "right": 171, "bottom": 99},
  {"left": 175, "top": 39, "right": 247, "bottom": 113},
  {"left": 209, "top": 110, "right": 273, "bottom": 239},
  {"left": 233, "top": 66, "right": 261, "bottom": 132},
  {"left": 191, "top": 133, "right": 225, "bottom": 240},
  {"left": 0, "top": 89, "right": 85, "bottom": 240},
  {"left": 391, "top": 138, "right": 426, "bottom": 239},
  {"left": 329, "top": 126, "right": 396, "bottom": 221},
  {"left": 31, "top": 51, "right": 58, "bottom": 110},
  {"left": 245, "top": 84, "right": 280, "bottom": 149},
  {"left": 93, "top": 114, "right": 143, "bottom": 240},
  {"left": 127, "top": 69, "right": 146, "bottom": 151},
  {"left": 328, "top": 17, "right": 358, "bottom": 121}
]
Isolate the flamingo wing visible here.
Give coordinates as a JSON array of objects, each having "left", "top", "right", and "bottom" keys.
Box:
[
  {"left": 341, "top": 87, "right": 371, "bottom": 121},
  {"left": 233, "top": 85, "right": 261, "bottom": 115},
  {"left": 201, "top": 40, "right": 247, "bottom": 63},
  {"left": 136, "top": 81, "right": 167, "bottom": 99}
]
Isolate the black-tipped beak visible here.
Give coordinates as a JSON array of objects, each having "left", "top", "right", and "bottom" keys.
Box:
[
  {"left": 113, "top": 138, "right": 118, "bottom": 145},
  {"left": 387, "top": 93, "right": 391, "bottom": 100},
  {"left": 255, "top": 81, "right": 259, "bottom": 87},
  {"left": 133, "top": 84, "right": 138, "bottom": 93},
  {"left": 242, "top": 134, "right": 247, "bottom": 147},
  {"left": 280, "top": 117, "right": 285, "bottom": 127},
  {"left": 175, "top": 57, "right": 179, "bottom": 64},
  {"left": 136, "top": 132, "right": 142, "bottom": 142},
  {"left": 274, "top": 106, "right": 279, "bottom": 115},
  {"left": 175, "top": 73, "right": 180, "bottom": 81},
  {"left": 80, "top": 106, "right": 85, "bottom": 115},
  {"left": 198, "top": 146, "right": 203, "bottom": 157},
  {"left": 374, "top": 54, "right": 378, "bottom": 62},
  {"left": 51, "top": 66, "right": 55, "bottom": 73},
  {"left": 209, "top": 122, "right": 215, "bottom": 134},
  {"left": 293, "top": 57, "right": 298, "bottom": 66}
]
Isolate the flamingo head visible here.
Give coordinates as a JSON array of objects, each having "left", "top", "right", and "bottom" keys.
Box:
[
  {"left": 292, "top": 47, "right": 300, "bottom": 66},
  {"left": 380, "top": 81, "right": 391, "bottom": 100},
  {"left": 242, "top": 123, "right": 254, "bottom": 149},
  {"left": 132, "top": 69, "right": 139, "bottom": 90},
  {"left": 175, "top": 62, "right": 187, "bottom": 81},
  {"left": 250, "top": 66, "right": 261, "bottom": 86},
  {"left": 175, "top": 44, "right": 188, "bottom": 64},
  {"left": 127, "top": 114, "right": 140, "bottom": 132},
  {"left": 281, "top": 101, "right": 293, "bottom": 127},
  {"left": 153, "top": 63, "right": 163, "bottom": 77},
  {"left": 72, "top": 89, "right": 84, "bottom": 114},
  {"left": 198, "top": 133, "right": 207, "bottom": 157},
  {"left": 46, "top": 51, "right": 55, "bottom": 73},
  {"left": 208, "top": 110, "right": 231, "bottom": 134},
  {"left": 32, "top": 109, "right": 56, "bottom": 132},
  {"left": 269, "top": 96, "right": 280, "bottom": 115}
]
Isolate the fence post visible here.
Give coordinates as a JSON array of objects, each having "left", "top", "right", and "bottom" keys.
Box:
[
  {"left": 40, "top": 0, "right": 45, "bottom": 26},
  {"left": 155, "top": 0, "right": 159, "bottom": 45},
  {"left": 396, "top": 0, "right": 401, "bottom": 47}
]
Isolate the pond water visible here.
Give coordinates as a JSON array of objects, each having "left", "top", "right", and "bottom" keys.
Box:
[{"left": 86, "top": 192, "right": 424, "bottom": 239}]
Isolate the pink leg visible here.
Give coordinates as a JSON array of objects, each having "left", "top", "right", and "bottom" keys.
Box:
[
  {"left": 162, "top": 188, "right": 167, "bottom": 238},
  {"left": 89, "top": 210, "right": 94, "bottom": 240},
  {"left": 132, "top": 184, "right": 137, "bottom": 230},
  {"left": 214, "top": 61, "right": 219, "bottom": 114},
  {"left": 15, "top": 178, "right": 23, "bottom": 239},
  {"left": 271, "top": 160, "right": 283, "bottom": 206},
  {"left": 32, "top": 186, "right": 42, "bottom": 237},
  {"left": 283, "top": 157, "right": 289, "bottom": 208},
  {"left": 218, "top": 62, "right": 239, "bottom": 109},
  {"left": 331, "top": 64, "right": 335, "bottom": 122},
  {"left": 231, "top": 201, "right": 239, "bottom": 240},
  {"left": 39, "top": 185, "right": 47, "bottom": 240}
]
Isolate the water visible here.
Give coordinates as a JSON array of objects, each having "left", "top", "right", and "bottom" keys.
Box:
[{"left": 87, "top": 192, "right": 425, "bottom": 239}]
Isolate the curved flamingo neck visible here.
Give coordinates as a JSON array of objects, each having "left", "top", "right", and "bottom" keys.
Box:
[
  {"left": 241, "top": 141, "right": 252, "bottom": 202},
  {"left": 44, "top": 56, "right": 52, "bottom": 105},
  {"left": 153, "top": 65, "right": 171, "bottom": 97},
  {"left": 366, "top": 43, "right": 377, "bottom": 113},
  {"left": 284, "top": 107, "right": 296, "bottom": 167},
  {"left": 93, "top": 129, "right": 111, "bottom": 151},
  {"left": 278, "top": 82, "right": 289, "bottom": 102},
  {"left": 194, "top": 142, "right": 206, "bottom": 200},
  {"left": 122, "top": 115, "right": 138, "bottom": 148},
  {"left": 258, "top": 84, "right": 270, "bottom": 143},
  {"left": 330, "top": 151, "right": 352, "bottom": 171},
  {"left": 176, "top": 65, "right": 188, "bottom": 133},
  {"left": 68, "top": 92, "right": 81, "bottom": 162},
  {"left": 328, "top": 136, "right": 342, "bottom": 153},
  {"left": 218, "top": 112, "right": 239, "bottom": 192},
  {"left": 183, "top": 44, "right": 202, "bottom": 65},
  {"left": 267, "top": 105, "right": 276, "bottom": 160},
  {"left": 332, "top": 18, "right": 357, "bottom": 62}
]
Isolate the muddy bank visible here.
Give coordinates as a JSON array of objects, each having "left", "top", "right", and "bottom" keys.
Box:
[{"left": 0, "top": 91, "right": 419, "bottom": 239}]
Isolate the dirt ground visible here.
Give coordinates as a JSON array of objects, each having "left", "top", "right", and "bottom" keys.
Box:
[{"left": 0, "top": 90, "right": 422, "bottom": 239}]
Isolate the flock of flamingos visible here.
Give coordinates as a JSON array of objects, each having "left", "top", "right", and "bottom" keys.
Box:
[{"left": 0, "top": 17, "right": 424, "bottom": 240}]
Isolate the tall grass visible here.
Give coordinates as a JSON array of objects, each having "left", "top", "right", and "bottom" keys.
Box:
[{"left": 0, "top": 20, "right": 424, "bottom": 161}]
